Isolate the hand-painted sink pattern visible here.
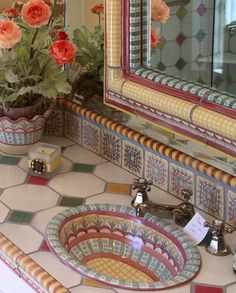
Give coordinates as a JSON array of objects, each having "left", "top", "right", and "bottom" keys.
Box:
[{"left": 46, "top": 204, "right": 201, "bottom": 290}]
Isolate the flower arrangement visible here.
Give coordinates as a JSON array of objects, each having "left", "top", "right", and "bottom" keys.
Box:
[
  {"left": 150, "top": 0, "right": 170, "bottom": 49},
  {"left": 70, "top": 3, "right": 104, "bottom": 99},
  {"left": 0, "top": 0, "right": 75, "bottom": 118}
]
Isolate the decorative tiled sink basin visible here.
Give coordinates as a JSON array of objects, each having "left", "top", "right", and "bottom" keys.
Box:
[{"left": 46, "top": 204, "right": 201, "bottom": 290}]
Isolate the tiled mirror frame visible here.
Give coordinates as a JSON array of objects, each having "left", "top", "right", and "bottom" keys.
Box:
[{"left": 104, "top": 0, "right": 236, "bottom": 157}]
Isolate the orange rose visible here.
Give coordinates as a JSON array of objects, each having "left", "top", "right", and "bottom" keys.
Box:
[
  {"left": 2, "top": 8, "right": 18, "bottom": 18},
  {"left": 0, "top": 20, "right": 22, "bottom": 49},
  {"left": 91, "top": 3, "right": 104, "bottom": 14},
  {"left": 151, "top": 0, "right": 170, "bottom": 23},
  {"left": 151, "top": 28, "right": 158, "bottom": 48},
  {"left": 50, "top": 40, "right": 75, "bottom": 65},
  {"left": 21, "top": 0, "right": 51, "bottom": 28}
]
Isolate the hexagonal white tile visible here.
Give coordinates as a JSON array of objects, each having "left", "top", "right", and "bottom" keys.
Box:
[
  {"left": 95, "top": 162, "right": 135, "bottom": 184},
  {"left": 1, "top": 185, "right": 59, "bottom": 212},
  {"left": 0, "top": 223, "right": 43, "bottom": 254},
  {"left": 182, "top": 12, "right": 200, "bottom": 37},
  {"left": 31, "top": 206, "right": 68, "bottom": 234},
  {"left": 162, "top": 41, "right": 180, "bottom": 67},
  {"left": 0, "top": 165, "right": 27, "bottom": 188},
  {"left": 63, "top": 145, "right": 107, "bottom": 165},
  {"left": 41, "top": 136, "right": 75, "bottom": 147},
  {"left": 0, "top": 202, "right": 9, "bottom": 223},
  {"left": 29, "top": 251, "right": 81, "bottom": 288},
  {"left": 86, "top": 193, "right": 133, "bottom": 206},
  {"left": 162, "top": 15, "right": 180, "bottom": 41},
  {"left": 49, "top": 172, "right": 105, "bottom": 197}
]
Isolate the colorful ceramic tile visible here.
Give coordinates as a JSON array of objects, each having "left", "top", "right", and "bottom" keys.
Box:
[
  {"left": 226, "top": 190, "right": 236, "bottom": 227},
  {"left": 82, "top": 120, "right": 100, "bottom": 154},
  {"left": 8, "top": 211, "right": 33, "bottom": 224},
  {"left": 59, "top": 196, "right": 84, "bottom": 207},
  {"left": 64, "top": 111, "right": 82, "bottom": 145},
  {"left": 26, "top": 176, "right": 49, "bottom": 185},
  {"left": 101, "top": 129, "right": 121, "bottom": 166},
  {"left": 196, "top": 3, "right": 207, "bottom": 16},
  {"left": 73, "top": 163, "right": 95, "bottom": 173},
  {"left": 196, "top": 176, "right": 224, "bottom": 219},
  {"left": 106, "top": 183, "right": 131, "bottom": 195},
  {"left": 176, "top": 33, "right": 186, "bottom": 45},
  {"left": 176, "top": 6, "right": 187, "bottom": 20},
  {"left": 44, "top": 110, "right": 63, "bottom": 136},
  {"left": 0, "top": 156, "right": 21, "bottom": 165},
  {"left": 40, "top": 240, "right": 51, "bottom": 252},
  {"left": 122, "top": 141, "right": 143, "bottom": 177},
  {"left": 82, "top": 278, "right": 109, "bottom": 289},
  {"left": 193, "top": 283, "right": 223, "bottom": 293},
  {"left": 145, "top": 151, "right": 168, "bottom": 191},
  {"left": 169, "top": 163, "right": 194, "bottom": 200}
]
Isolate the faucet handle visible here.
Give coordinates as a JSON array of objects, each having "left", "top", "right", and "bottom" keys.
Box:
[
  {"left": 132, "top": 178, "right": 153, "bottom": 192},
  {"left": 204, "top": 220, "right": 234, "bottom": 235},
  {"left": 181, "top": 188, "right": 193, "bottom": 202}
]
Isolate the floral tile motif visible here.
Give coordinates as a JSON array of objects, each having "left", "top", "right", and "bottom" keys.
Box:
[
  {"left": 44, "top": 110, "right": 63, "bottom": 136},
  {"left": 169, "top": 163, "right": 194, "bottom": 201},
  {"left": 101, "top": 129, "right": 121, "bottom": 165},
  {"left": 226, "top": 190, "right": 236, "bottom": 227},
  {"left": 196, "top": 176, "right": 224, "bottom": 219},
  {"left": 82, "top": 120, "right": 100, "bottom": 154},
  {"left": 145, "top": 151, "right": 168, "bottom": 191},
  {"left": 122, "top": 141, "right": 143, "bottom": 177},
  {"left": 64, "top": 111, "right": 82, "bottom": 145}
]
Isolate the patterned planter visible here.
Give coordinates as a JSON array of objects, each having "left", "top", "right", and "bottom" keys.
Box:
[{"left": 0, "top": 110, "right": 52, "bottom": 155}]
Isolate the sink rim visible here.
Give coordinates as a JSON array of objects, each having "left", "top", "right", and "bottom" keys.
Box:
[{"left": 46, "top": 204, "right": 201, "bottom": 291}]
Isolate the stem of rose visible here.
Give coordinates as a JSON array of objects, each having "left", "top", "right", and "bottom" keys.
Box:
[{"left": 30, "top": 28, "right": 39, "bottom": 59}]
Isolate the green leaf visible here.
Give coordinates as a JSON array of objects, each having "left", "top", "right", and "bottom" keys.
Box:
[{"left": 5, "top": 69, "right": 19, "bottom": 83}]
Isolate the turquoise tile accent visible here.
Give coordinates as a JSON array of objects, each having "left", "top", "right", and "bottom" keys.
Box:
[
  {"left": 8, "top": 211, "right": 33, "bottom": 224},
  {"left": 195, "top": 29, "right": 206, "bottom": 42},
  {"left": 0, "top": 156, "right": 21, "bottom": 165},
  {"left": 59, "top": 196, "right": 84, "bottom": 207},
  {"left": 73, "top": 163, "right": 95, "bottom": 173}
]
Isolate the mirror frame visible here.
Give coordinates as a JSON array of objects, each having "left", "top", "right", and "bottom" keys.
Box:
[{"left": 104, "top": 0, "right": 236, "bottom": 157}]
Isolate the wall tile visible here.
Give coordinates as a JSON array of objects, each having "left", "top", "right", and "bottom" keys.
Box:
[
  {"left": 64, "top": 111, "right": 82, "bottom": 144},
  {"left": 169, "top": 163, "right": 194, "bottom": 201},
  {"left": 44, "top": 110, "right": 63, "bottom": 136},
  {"left": 144, "top": 150, "right": 168, "bottom": 191},
  {"left": 196, "top": 176, "right": 224, "bottom": 219},
  {"left": 101, "top": 129, "right": 121, "bottom": 166},
  {"left": 226, "top": 190, "right": 236, "bottom": 227},
  {"left": 122, "top": 141, "right": 143, "bottom": 177},
  {"left": 82, "top": 120, "right": 100, "bottom": 154}
]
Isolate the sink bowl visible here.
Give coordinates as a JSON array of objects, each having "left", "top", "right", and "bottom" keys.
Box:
[{"left": 46, "top": 204, "right": 201, "bottom": 290}]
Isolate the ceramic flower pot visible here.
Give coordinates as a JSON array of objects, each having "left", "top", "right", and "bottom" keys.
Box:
[
  {"left": 0, "top": 104, "right": 36, "bottom": 120},
  {"left": 0, "top": 110, "right": 52, "bottom": 155}
]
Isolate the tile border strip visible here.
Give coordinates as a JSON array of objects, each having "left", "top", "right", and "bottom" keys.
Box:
[
  {"left": 63, "top": 100, "right": 236, "bottom": 188},
  {"left": 0, "top": 233, "right": 69, "bottom": 293}
]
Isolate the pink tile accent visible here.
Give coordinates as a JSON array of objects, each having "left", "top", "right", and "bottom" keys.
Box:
[
  {"left": 40, "top": 240, "right": 51, "bottom": 252},
  {"left": 26, "top": 176, "right": 49, "bottom": 185},
  {"left": 197, "top": 4, "right": 207, "bottom": 16}
]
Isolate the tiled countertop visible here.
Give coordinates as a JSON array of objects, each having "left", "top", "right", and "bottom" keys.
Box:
[{"left": 0, "top": 136, "right": 235, "bottom": 293}]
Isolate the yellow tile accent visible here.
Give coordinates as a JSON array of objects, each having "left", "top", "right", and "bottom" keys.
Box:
[
  {"left": 86, "top": 258, "right": 153, "bottom": 282},
  {"left": 106, "top": 183, "right": 131, "bottom": 194},
  {"left": 83, "top": 278, "right": 109, "bottom": 288}
]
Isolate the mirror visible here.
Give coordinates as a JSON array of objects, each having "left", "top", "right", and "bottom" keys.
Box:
[
  {"left": 105, "top": 0, "right": 236, "bottom": 175},
  {"left": 146, "top": 0, "right": 236, "bottom": 97}
]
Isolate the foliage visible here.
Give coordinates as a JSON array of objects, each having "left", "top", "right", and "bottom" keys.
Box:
[{"left": 0, "top": 0, "right": 74, "bottom": 113}]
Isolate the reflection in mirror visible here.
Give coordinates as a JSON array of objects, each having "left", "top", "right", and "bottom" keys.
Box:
[{"left": 145, "top": 0, "right": 236, "bottom": 96}]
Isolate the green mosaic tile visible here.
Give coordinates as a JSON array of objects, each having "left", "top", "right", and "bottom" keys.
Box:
[
  {"left": 0, "top": 156, "right": 21, "bottom": 165},
  {"left": 8, "top": 211, "right": 33, "bottom": 224},
  {"left": 157, "top": 62, "right": 166, "bottom": 71},
  {"left": 59, "top": 196, "right": 84, "bottom": 207},
  {"left": 195, "top": 29, "right": 206, "bottom": 42},
  {"left": 73, "top": 163, "right": 95, "bottom": 173},
  {"left": 175, "top": 58, "right": 186, "bottom": 70}
]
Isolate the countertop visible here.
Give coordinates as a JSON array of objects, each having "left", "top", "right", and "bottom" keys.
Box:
[{"left": 0, "top": 136, "right": 235, "bottom": 293}]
